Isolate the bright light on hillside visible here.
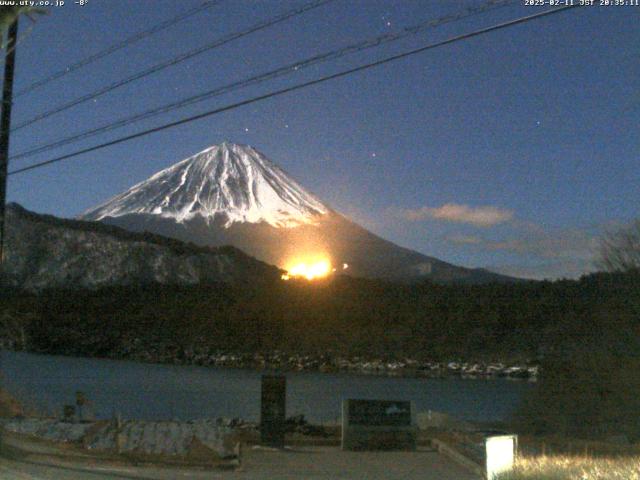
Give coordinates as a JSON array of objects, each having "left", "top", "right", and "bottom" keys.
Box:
[
  {"left": 282, "top": 260, "right": 331, "bottom": 280},
  {"left": 281, "top": 258, "right": 348, "bottom": 281}
]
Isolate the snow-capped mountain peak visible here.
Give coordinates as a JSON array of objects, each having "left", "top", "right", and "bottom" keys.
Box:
[{"left": 82, "top": 142, "right": 330, "bottom": 228}]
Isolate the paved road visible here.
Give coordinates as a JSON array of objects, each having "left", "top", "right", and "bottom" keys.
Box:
[{"left": 0, "top": 446, "right": 481, "bottom": 479}]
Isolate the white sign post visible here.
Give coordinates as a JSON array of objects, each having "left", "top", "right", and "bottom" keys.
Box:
[{"left": 485, "top": 434, "right": 517, "bottom": 479}]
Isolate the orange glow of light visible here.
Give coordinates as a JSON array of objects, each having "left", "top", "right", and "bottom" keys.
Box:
[{"left": 281, "top": 258, "right": 332, "bottom": 281}]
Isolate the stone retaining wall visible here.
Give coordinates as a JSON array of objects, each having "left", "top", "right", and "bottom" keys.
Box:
[{"left": 2, "top": 417, "right": 237, "bottom": 459}]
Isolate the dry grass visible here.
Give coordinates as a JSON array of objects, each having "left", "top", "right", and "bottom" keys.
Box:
[{"left": 498, "top": 454, "right": 640, "bottom": 480}]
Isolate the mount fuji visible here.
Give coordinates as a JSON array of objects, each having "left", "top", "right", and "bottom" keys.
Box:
[{"left": 82, "top": 142, "right": 513, "bottom": 283}]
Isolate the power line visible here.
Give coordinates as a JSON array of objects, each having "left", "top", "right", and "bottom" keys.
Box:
[
  {"left": 10, "top": 0, "right": 336, "bottom": 132},
  {"left": 8, "top": 5, "right": 579, "bottom": 177},
  {"left": 14, "top": 1, "right": 222, "bottom": 98},
  {"left": 11, "top": 0, "right": 513, "bottom": 163}
]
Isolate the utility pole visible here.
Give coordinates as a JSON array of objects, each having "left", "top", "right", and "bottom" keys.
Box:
[{"left": 0, "top": 17, "right": 18, "bottom": 266}]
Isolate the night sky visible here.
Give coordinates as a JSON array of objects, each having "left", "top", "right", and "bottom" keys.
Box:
[{"left": 6, "top": 0, "right": 639, "bottom": 279}]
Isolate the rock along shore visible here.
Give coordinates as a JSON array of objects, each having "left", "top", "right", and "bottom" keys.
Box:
[
  {"left": 85, "top": 345, "right": 539, "bottom": 381},
  {"left": 1, "top": 340, "right": 538, "bottom": 381}
]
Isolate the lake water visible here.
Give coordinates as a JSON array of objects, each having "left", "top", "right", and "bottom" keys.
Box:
[{"left": 1, "top": 350, "right": 533, "bottom": 424}]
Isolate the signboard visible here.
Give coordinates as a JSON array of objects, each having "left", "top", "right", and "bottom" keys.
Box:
[
  {"left": 342, "top": 399, "right": 416, "bottom": 451},
  {"left": 260, "top": 375, "right": 286, "bottom": 448},
  {"left": 485, "top": 435, "right": 517, "bottom": 479},
  {"left": 347, "top": 400, "right": 412, "bottom": 426}
]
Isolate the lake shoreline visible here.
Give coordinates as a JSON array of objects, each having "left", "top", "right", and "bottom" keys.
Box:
[
  {"left": 1, "top": 349, "right": 532, "bottom": 423},
  {"left": 1, "top": 345, "right": 538, "bottom": 381}
]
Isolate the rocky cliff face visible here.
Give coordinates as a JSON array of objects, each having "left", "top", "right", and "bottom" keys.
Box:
[{"left": 2, "top": 203, "right": 280, "bottom": 291}]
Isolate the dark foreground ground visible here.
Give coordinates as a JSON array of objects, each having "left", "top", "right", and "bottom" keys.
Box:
[{"left": 0, "top": 445, "right": 479, "bottom": 480}]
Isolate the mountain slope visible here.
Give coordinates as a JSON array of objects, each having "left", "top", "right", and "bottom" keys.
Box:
[
  {"left": 82, "top": 142, "right": 516, "bottom": 284},
  {"left": 83, "top": 142, "right": 329, "bottom": 228},
  {"left": 2, "top": 203, "right": 280, "bottom": 291}
]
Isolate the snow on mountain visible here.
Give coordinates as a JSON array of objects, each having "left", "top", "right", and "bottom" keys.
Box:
[{"left": 82, "top": 142, "right": 329, "bottom": 228}]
